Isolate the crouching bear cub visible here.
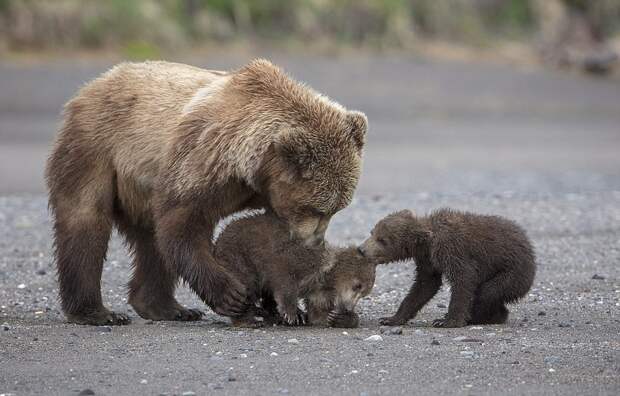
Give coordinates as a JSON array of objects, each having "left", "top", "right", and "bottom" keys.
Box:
[
  {"left": 215, "top": 213, "right": 376, "bottom": 328},
  {"left": 360, "top": 209, "right": 536, "bottom": 328},
  {"left": 46, "top": 59, "right": 367, "bottom": 325}
]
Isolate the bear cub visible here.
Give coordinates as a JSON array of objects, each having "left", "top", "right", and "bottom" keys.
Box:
[
  {"left": 214, "top": 213, "right": 376, "bottom": 328},
  {"left": 359, "top": 208, "right": 536, "bottom": 328}
]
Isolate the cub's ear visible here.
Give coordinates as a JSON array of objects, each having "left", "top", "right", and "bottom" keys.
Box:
[
  {"left": 346, "top": 111, "right": 367, "bottom": 152},
  {"left": 397, "top": 209, "right": 416, "bottom": 218}
]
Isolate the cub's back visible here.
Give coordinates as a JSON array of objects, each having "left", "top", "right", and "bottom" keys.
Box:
[
  {"left": 430, "top": 208, "right": 535, "bottom": 273},
  {"left": 214, "top": 214, "right": 326, "bottom": 284}
]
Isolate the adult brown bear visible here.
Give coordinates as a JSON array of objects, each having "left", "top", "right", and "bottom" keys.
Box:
[{"left": 46, "top": 59, "right": 367, "bottom": 325}]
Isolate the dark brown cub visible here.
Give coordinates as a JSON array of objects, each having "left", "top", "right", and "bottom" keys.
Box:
[
  {"left": 359, "top": 208, "right": 536, "bottom": 328},
  {"left": 214, "top": 213, "right": 376, "bottom": 328}
]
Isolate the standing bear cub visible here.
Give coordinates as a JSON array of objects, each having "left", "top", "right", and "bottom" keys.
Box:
[
  {"left": 360, "top": 209, "right": 536, "bottom": 328},
  {"left": 46, "top": 59, "right": 367, "bottom": 325},
  {"left": 215, "top": 213, "right": 376, "bottom": 328}
]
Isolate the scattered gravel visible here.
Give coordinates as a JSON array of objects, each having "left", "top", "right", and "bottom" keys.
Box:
[{"left": 1, "top": 191, "right": 619, "bottom": 394}]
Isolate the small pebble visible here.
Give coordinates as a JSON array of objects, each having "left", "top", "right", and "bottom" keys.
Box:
[
  {"left": 544, "top": 356, "right": 560, "bottom": 364},
  {"left": 270, "top": 352, "right": 279, "bottom": 357},
  {"left": 453, "top": 336, "right": 483, "bottom": 342},
  {"left": 436, "top": 303, "right": 447, "bottom": 308},
  {"left": 414, "top": 329, "right": 424, "bottom": 335},
  {"left": 387, "top": 327, "right": 402, "bottom": 335},
  {"left": 2, "top": 323, "right": 9, "bottom": 331},
  {"left": 17, "top": 284, "right": 26, "bottom": 289},
  {"left": 549, "top": 368, "right": 556, "bottom": 373},
  {"left": 558, "top": 322, "right": 571, "bottom": 328},
  {"left": 140, "top": 379, "right": 147, "bottom": 384},
  {"left": 591, "top": 274, "right": 605, "bottom": 280},
  {"left": 78, "top": 389, "right": 95, "bottom": 395},
  {"left": 36, "top": 269, "right": 47, "bottom": 276},
  {"left": 431, "top": 339, "right": 440, "bottom": 346},
  {"left": 181, "top": 392, "right": 196, "bottom": 396},
  {"left": 96, "top": 326, "right": 112, "bottom": 333},
  {"left": 460, "top": 351, "right": 475, "bottom": 358},
  {"left": 364, "top": 335, "right": 383, "bottom": 342},
  {"left": 538, "top": 311, "right": 546, "bottom": 316},
  {"left": 287, "top": 338, "right": 299, "bottom": 344}
]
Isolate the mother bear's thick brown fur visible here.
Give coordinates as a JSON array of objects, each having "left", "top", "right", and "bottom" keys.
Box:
[{"left": 46, "top": 59, "right": 367, "bottom": 325}]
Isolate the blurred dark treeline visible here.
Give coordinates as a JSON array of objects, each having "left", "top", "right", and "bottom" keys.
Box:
[{"left": 0, "top": 0, "right": 619, "bottom": 60}]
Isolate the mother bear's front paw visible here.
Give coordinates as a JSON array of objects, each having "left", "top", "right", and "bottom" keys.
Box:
[{"left": 206, "top": 272, "right": 249, "bottom": 317}]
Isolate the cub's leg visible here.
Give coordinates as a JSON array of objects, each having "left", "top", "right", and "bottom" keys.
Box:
[
  {"left": 120, "top": 221, "right": 203, "bottom": 321},
  {"left": 49, "top": 173, "right": 129, "bottom": 325},
  {"left": 380, "top": 268, "right": 442, "bottom": 326},
  {"left": 468, "top": 270, "right": 525, "bottom": 325},
  {"left": 259, "top": 292, "right": 285, "bottom": 325},
  {"left": 433, "top": 267, "right": 478, "bottom": 328}
]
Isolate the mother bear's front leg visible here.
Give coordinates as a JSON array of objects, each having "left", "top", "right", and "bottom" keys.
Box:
[{"left": 154, "top": 194, "right": 251, "bottom": 317}]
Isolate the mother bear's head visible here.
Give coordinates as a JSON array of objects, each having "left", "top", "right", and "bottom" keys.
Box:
[
  {"left": 180, "top": 59, "right": 367, "bottom": 247},
  {"left": 233, "top": 59, "right": 367, "bottom": 247}
]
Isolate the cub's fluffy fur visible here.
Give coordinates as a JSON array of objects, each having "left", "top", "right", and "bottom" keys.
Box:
[
  {"left": 360, "top": 209, "right": 536, "bottom": 328},
  {"left": 46, "top": 59, "right": 367, "bottom": 325},
  {"left": 215, "top": 213, "right": 376, "bottom": 328}
]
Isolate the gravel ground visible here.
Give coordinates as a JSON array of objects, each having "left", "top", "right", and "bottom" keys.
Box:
[
  {"left": 1, "top": 191, "right": 619, "bottom": 395},
  {"left": 1, "top": 54, "right": 619, "bottom": 395}
]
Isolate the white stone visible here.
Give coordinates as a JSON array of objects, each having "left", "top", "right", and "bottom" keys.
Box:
[{"left": 364, "top": 335, "right": 383, "bottom": 342}]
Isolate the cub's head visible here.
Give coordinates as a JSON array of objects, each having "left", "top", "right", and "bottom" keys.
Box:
[
  {"left": 237, "top": 59, "right": 367, "bottom": 248},
  {"left": 324, "top": 247, "right": 376, "bottom": 327},
  {"left": 359, "top": 209, "right": 431, "bottom": 264}
]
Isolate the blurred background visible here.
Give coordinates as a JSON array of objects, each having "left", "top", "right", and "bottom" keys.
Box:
[{"left": 1, "top": 0, "right": 619, "bottom": 196}]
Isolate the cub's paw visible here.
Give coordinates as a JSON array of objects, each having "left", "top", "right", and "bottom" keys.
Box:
[
  {"left": 328, "top": 310, "right": 360, "bottom": 328},
  {"left": 281, "top": 308, "right": 307, "bottom": 326},
  {"left": 175, "top": 308, "right": 204, "bottom": 321},
  {"left": 67, "top": 310, "right": 131, "bottom": 326},
  {"left": 379, "top": 316, "right": 407, "bottom": 326},
  {"left": 432, "top": 318, "right": 465, "bottom": 328}
]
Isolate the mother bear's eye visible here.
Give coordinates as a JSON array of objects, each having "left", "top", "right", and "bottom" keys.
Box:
[{"left": 377, "top": 237, "right": 387, "bottom": 246}]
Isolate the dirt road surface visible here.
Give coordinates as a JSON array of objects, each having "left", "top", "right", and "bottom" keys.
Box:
[{"left": 1, "top": 54, "right": 619, "bottom": 395}]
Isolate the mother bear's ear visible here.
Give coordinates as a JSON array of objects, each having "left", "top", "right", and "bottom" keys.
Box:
[{"left": 346, "top": 111, "right": 368, "bottom": 153}]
